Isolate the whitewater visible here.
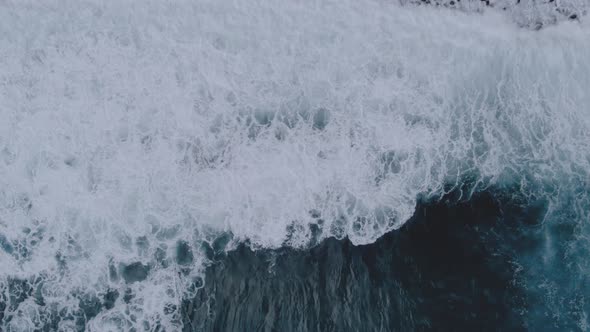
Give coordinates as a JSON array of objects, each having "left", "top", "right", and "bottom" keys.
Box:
[{"left": 1, "top": 0, "right": 589, "bottom": 330}]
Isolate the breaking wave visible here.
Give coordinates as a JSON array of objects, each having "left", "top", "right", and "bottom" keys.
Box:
[{"left": 0, "top": 0, "right": 589, "bottom": 330}]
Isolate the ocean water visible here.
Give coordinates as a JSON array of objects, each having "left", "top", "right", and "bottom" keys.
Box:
[{"left": 0, "top": 1, "right": 589, "bottom": 331}]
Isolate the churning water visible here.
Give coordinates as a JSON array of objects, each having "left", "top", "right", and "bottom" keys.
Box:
[{"left": 0, "top": 1, "right": 589, "bottom": 331}]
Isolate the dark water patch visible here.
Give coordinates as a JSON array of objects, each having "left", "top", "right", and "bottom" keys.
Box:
[
  {"left": 123, "top": 288, "right": 135, "bottom": 304},
  {"left": 121, "top": 262, "right": 150, "bottom": 283},
  {"left": 103, "top": 288, "right": 119, "bottom": 310},
  {"left": 78, "top": 293, "right": 102, "bottom": 323},
  {"left": 201, "top": 241, "right": 215, "bottom": 261},
  {"left": 0, "top": 233, "right": 14, "bottom": 254},
  {"left": 154, "top": 244, "right": 169, "bottom": 268},
  {"left": 200, "top": 231, "right": 234, "bottom": 262},
  {"left": 177, "top": 241, "right": 194, "bottom": 266},
  {"left": 212, "top": 232, "right": 233, "bottom": 255},
  {"left": 312, "top": 108, "right": 330, "bottom": 131},
  {"left": 5, "top": 278, "right": 34, "bottom": 313},
  {"left": 183, "top": 191, "right": 535, "bottom": 331}
]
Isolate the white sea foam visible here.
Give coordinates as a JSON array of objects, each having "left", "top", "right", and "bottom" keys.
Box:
[{"left": 0, "top": 1, "right": 589, "bottom": 330}]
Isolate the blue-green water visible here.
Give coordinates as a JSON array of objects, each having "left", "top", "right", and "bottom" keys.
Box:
[{"left": 184, "top": 187, "right": 589, "bottom": 331}]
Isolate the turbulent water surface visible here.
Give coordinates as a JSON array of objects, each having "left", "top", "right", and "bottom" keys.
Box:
[{"left": 1, "top": 0, "right": 589, "bottom": 331}]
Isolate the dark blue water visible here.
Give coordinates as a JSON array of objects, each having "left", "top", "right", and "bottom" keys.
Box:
[{"left": 182, "top": 188, "right": 587, "bottom": 331}]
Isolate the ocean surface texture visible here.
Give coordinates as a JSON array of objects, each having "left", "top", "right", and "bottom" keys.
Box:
[{"left": 0, "top": 1, "right": 589, "bottom": 331}]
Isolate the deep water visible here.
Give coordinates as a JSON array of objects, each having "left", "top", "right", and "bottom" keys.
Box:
[{"left": 184, "top": 189, "right": 586, "bottom": 332}]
